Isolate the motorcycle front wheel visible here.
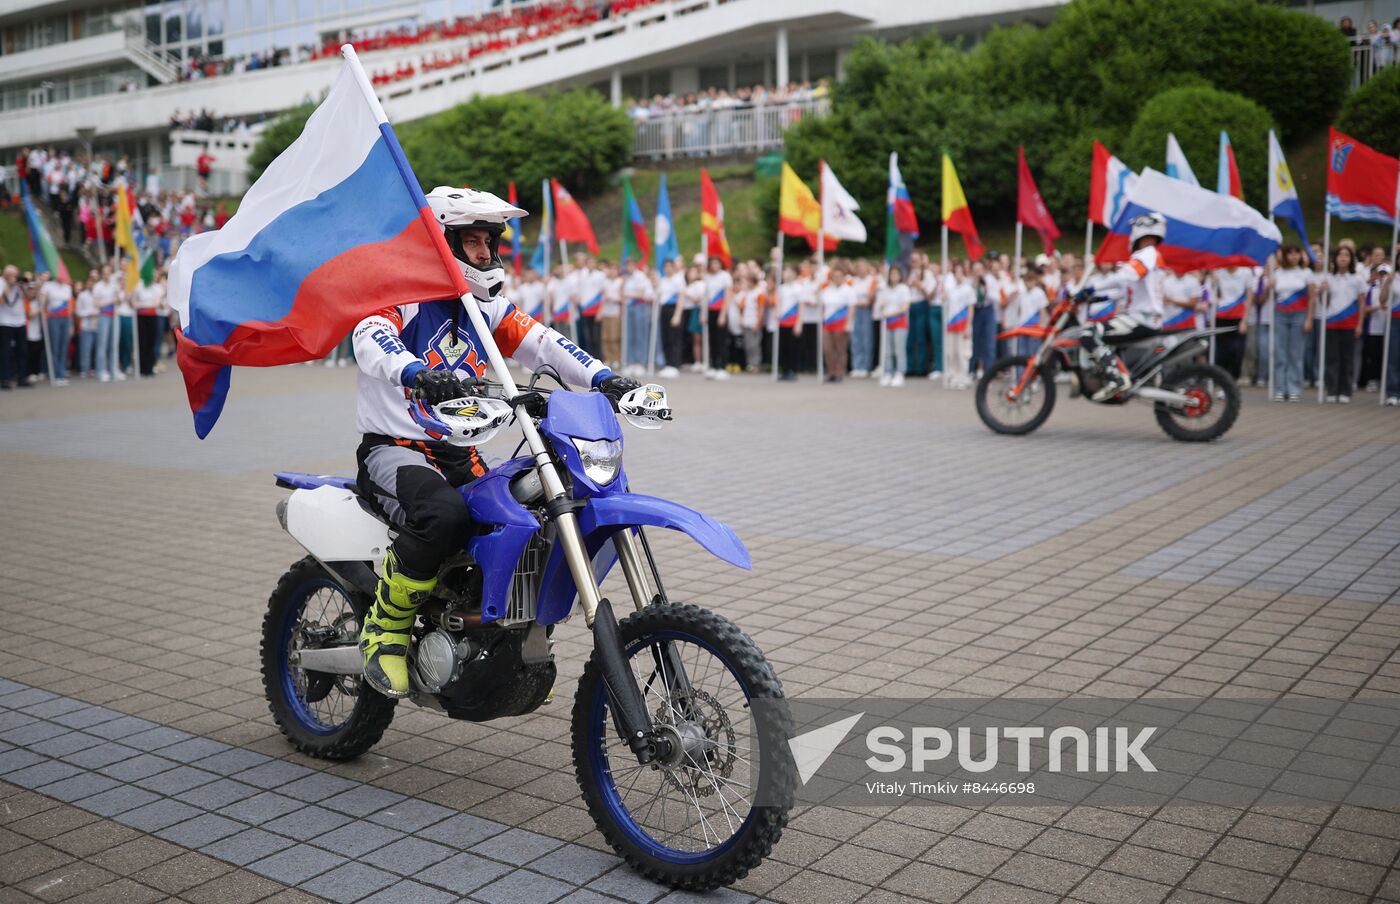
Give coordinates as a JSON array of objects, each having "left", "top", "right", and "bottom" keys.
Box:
[
  {"left": 260, "top": 556, "right": 396, "bottom": 759},
  {"left": 1153, "top": 362, "right": 1240, "bottom": 442},
  {"left": 571, "top": 603, "right": 794, "bottom": 891},
  {"left": 976, "top": 355, "right": 1057, "bottom": 435}
]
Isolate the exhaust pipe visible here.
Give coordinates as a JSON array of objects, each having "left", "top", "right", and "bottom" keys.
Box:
[
  {"left": 289, "top": 646, "right": 363, "bottom": 675},
  {"left": 1135, "top": 386, "right": 1195, "bottom": 406}
]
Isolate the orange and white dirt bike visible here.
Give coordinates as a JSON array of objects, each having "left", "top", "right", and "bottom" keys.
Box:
[{"left": 975, "top": 290, "right": 1241, "bottom": 442}]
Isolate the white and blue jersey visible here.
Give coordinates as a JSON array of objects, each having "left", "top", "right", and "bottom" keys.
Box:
[{"left": 353, "top": 294, "right": 611, "bottom": 440}]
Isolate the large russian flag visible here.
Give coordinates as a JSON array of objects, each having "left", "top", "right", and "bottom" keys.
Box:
[
  {"left": 1095, "top": 169, "right": 1280, "bottom": 274},
  {"left": 169, "top": 52, "right": 464, "bottom": 438}
]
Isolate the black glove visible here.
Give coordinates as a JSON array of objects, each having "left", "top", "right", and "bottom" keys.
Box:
[
  {"left": 597, "top": 374, "right": 640, "bottom": 409},
  {"left": 507, "top": 390, "right": 548, "bottom": 419},
  {"left": 412, "top": 369, "right": 464, "bottom": 406}
]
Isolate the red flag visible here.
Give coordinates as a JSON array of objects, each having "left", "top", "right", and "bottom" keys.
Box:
[
  {"left": 699, "top": 169, "right": 732, "bottom": 267},
  {"left": 551, "top": 179, "right": 599, "bottom": 254},
  {"left": 1326, "top": 127, "right": 1399, "bottom": 224},
  {"left": 1017, "top": 145, "right": 1060, "bottom": 254}
]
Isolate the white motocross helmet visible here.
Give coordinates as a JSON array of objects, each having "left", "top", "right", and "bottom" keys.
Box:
[
  {"left": 1129, "top": 211, "right": 1167, "bottom": 249},
  {"left": 426, "top": 187, "right": 528, "bottom": 301}
]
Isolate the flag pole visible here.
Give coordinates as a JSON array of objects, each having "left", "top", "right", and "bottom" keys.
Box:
[
  {"left": 1013, "top": 222, "right": 1023, "bottom": 284},
  {"left": 941, "top": 222, "right": 950, "bottom": 388},
  {"left": 772, "top": 231, "right": 783, "bottom": 382},
  {"left": 700, "top": 232, "right": 710, "bottom": 376},
  {"left": 1208, "top": 274, "right": 1217, "bottom": 365},
  {"left": 1084, "top": 219, "right": 1093, "bottom": 264},
  {"left": 816, "top": 160, "right": 826, "bottom": 385},
  {"left": 1382, "top": 173, "right": 1399, "bottom": 405},
  {"left": 646, "top": 269, "right": 659, "bottom": 378},
  {"left": 39, "top": 296, "right": 55, "bottom": 385},
  {"left": 112, "top": 244, "right": 123, "bottom": 377},
  {"left": 541, "top": 179, "right": 553, "bottom": 329},
  {"left": 1318, "top": 210, "right": 1330, "bottom": 404},
  {"left": 1265, "top": 224, "right": 1276, "bottom": 401}
]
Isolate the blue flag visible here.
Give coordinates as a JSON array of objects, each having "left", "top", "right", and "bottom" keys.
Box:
[
  {"left": 1268, "top": 130, "right": 1316, "bottom": 264},
  {"left": 530, "top": 177, "right": 553, "bottom": 274},
  {"left": 654, "top": 172, "right": 681, "bottom": 275}
]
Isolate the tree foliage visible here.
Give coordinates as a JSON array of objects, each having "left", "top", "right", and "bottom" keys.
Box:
[
  {"left": 1122, "top": 86, "right": 1277, "bottom": 208},
  {"left": 780, "top": 0, "right": 1348, "bottom": 247},
  {"left": 246, "top": 90, "right": 631, "bottom": 213},
  {"left": 398, "top": 89, "right": 632, "bottom": 211},
  {"left": 246, "top": 103, "right": 315, "bottom": 183},
  {"left": 1336, "top": 65, "right": 1400, "bottom": 157}
]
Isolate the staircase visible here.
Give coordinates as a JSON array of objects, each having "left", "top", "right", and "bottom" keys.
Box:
[{"left": 123, "top": 25, "right": 180, "bottom": 85}]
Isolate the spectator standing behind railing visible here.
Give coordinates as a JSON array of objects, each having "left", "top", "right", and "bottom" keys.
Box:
[{"left": 1374, "top": 25, "right": 1397, "bottom": 69}]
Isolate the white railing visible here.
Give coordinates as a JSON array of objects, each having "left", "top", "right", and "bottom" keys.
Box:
[
  {"left": 1349, "top": 36, "right": 1398, "bottom": 88},
  {"left": 632, "top": 97, "right": 829, "bottom": 160},
  {"left": 156, "top": 164, "right": 247, "bottom": 197}
]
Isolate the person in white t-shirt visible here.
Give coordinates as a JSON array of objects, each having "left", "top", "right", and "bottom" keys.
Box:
[
  {"left": 0, "top": 265, "right": 29, "bottom": 389},
  {"left": 1322, "top": 245, "right": 1367, "bottom": 402},
  {"left": 621, "top": 262, "right": 654, "bottom": 375},
  {"left": 875, "top": 266, "right": 911, "bottom": 386},
  {"left": 740, "top": 268, "right": 765, "bottom": 372},
  {"left": 702, "top": 259, "right": 732, "bottom": 376},
  {"left": 38, "top": 273, "right": 74, "bottom": 385},
  {"left": 656, "top": 258, "right": 685, "bottom": 377},
  {"left": 600, "top": 260, "right": 623, "bottom": 367},
  {"left": 1360, "top": 262, "right": 1391, "bottom": 394},
  {"left": 848, "top": 259, "right": 878, "bottom": 378},
  {"left": 132, "top": 273, "right": 165, "bottom": 377},
  {"left": 75, "top": 274, "right": 99, "bottom": 378},
  {"left": 682, "top": 264, "right": 707, "bottom": 372}
]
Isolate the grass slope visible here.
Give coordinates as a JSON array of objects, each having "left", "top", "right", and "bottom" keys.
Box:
[{"left": 0, "top": 207, "right": 92, "bottom": 282}]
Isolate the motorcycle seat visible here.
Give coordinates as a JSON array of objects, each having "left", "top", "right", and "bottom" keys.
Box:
[{"left": 274, "top": 471, "right": 359, "bottom": 492}]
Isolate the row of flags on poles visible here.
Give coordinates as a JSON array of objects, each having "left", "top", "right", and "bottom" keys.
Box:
[
  {"left": 53, "top": 42, "right": 1399, "bottom": 437},
  {"left": 18, "top": 178, "right": 155, "bottom": 291},
  {"left": 487, "top": 124, "right": 1396, "bottom": 288}
]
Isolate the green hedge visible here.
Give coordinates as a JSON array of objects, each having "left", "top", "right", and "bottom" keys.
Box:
[
  {"left": 1336, "top": 65, "right": 1400, "bottom": 157},
  {"left": 1122, "top": 86, "right": 1277, "bottom": 208},
  {"left": 779, "top": 0, "right": 1347, "bottom": 246},
  {"left": 247, "top": 89, "right": 631, "bottom": 213},
  {"left": 398, "top": 89, "right": 631, "bottom": 211}
]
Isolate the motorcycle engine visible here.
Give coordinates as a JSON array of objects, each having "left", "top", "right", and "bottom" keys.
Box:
[{"left": 412, "top": 630, "right": 478, "bottom": 694}]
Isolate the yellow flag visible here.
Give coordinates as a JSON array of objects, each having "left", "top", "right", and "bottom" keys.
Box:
[
  {"left": 941, "top": 154, "right": 970, "bottom": 221},
  {"left": 114, "top": 183, "right": 141, "bottom": 292},
  {"left": 941, "top": 153, "right": 984, "bottom": 260},
  {"left": 779, "top": 162, "right": 824, "bottom": 249}
]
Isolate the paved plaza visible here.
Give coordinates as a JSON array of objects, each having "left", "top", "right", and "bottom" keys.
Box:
[{"left": 2, "top": 367, "right": 1400, "bottom": 904}]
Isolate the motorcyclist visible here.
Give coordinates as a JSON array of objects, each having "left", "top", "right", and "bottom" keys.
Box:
[
  {"left": 1079, "top": 211, "right": 1167, "bottom": 400},
  {"left": 352, "top": 186, "right": 639, "bottom": 698}
]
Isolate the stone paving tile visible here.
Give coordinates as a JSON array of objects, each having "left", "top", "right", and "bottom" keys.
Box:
[{"left": 5, "top": 371, "right": 1400, "bottom": 904}]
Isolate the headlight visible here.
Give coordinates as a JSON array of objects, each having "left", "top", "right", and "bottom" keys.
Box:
[{"left": 573, "top": 437, "right": 623, "bottom": 486}]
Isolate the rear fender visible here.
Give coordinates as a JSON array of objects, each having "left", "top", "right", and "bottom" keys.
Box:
[
  {"left": 280, "top": 486, "right": 391, "bottom": 563},
  {"left": 534, "top": 493, "right": 751, "bottom": 625}
]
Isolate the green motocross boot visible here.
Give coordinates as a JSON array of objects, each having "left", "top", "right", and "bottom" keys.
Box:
[{"left": 360, "top": 550, "right": 436, "bottom": 698}]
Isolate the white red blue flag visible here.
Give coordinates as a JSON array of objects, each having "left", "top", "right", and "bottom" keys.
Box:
[
  {"left": 1096, "top": 169, "right": 1281, "bottom": 273},
  {"left": 1088, "top": 141, "right": 1137, "bottom": 228},
  {"left": 169, "top": 50, "right": 465, "bottom": 438}
]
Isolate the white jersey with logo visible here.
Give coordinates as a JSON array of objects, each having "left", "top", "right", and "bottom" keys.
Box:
[
  {"left": 353, "top": 295, "right": 610, "bottom": 440},
  {"left": 1099, "top": 245, "right": 1165, "bottom": 328}
]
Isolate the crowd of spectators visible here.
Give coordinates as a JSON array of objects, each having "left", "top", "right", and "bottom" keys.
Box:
[
  {"left": 625, "top": 80, "right": 829, "bottom": 121},
  {"left": 1339, "top": 16, "right": 1400, "bottom": 76},
  {"left": 167, "top": 0, "right": 667, "bottom": 90}
]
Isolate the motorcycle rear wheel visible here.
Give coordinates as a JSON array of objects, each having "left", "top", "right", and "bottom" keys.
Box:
[
  {"left": 976, "top": 355, "right": 1057, "bottom": 435},
  {"left": 260, "top": 556, "right": 396, "bottom": 760},
  {"left": 1153, "top": 362, "right": 1240, "bottom": 442},
  {"left": 571, "top": 603, "right": 793, "bottom": 891}
]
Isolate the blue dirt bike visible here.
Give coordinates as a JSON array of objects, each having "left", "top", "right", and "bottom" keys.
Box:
[{"left": 260, "top": 373, "right": 793, "bottom": 891}]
